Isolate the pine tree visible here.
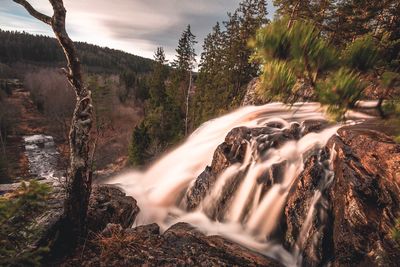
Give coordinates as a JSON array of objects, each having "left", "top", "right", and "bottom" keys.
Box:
[
  {"left": 173, "top": 25, "right": 197, "bottom": 74},
  {"left": 194, "top": 22, "right": 226, "bottom": 125},
  {"left": 172, "top": 25, "right": 197, "bottom": 135},
  {"left": 193, "top": 0, "right": 269, "bottom": 126},
  {"left": 149, "top": 47, "right": 168, "bottom": 107}
]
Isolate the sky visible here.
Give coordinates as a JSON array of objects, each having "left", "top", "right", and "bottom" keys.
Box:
[{"left": 0, "top": 0, "right": 275, "bottom": 62}]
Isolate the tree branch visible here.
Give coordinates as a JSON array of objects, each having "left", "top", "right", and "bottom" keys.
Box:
[{"left": 12, "top": 0, "right": 52, "bottom": 25}]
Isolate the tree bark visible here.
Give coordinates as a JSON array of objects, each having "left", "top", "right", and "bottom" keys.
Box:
[{"left": 13, "top": 0, "right": 93, "bottom": 253}]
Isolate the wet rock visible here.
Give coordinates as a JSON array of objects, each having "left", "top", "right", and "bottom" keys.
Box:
[
  {"left": 284, "top": 128, "right": 400, "bottom": 266},
  {"left": 87, "top": 185, "right": 140, "bottom": 232},
  {"left": 184, "top": 121, "right": 400, "bottom": 267},
  {"left": 69, "top": 222, "right": 282, "bottom": 267},
  {"left": 184, "top": 122, "right": 324, "bottom": 212}
]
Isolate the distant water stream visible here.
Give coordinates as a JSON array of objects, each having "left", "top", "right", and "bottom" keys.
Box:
[{"left": 23, "top": 134, "right": 60, "bottom": 180}]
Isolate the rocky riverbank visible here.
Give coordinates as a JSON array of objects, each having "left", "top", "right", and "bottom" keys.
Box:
[{"left": 51, "top": 122, "right": 399, "bottom": 267}]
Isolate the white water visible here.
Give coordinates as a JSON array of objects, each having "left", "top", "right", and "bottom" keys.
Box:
[
  {"left": 23, "top": 134, "right": 60, "bottom": 180},
  {"left": 107, "top": 102, "right": 352, "bottom": 266}
]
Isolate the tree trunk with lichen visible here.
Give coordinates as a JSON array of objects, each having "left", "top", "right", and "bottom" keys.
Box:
[{"left": 13, "top": 0, "right": 93, "bottom": 252}]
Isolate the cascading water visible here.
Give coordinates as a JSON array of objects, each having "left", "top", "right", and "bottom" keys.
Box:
[{"left": 107, "top": 102, "right": 367, "bottom": 266}]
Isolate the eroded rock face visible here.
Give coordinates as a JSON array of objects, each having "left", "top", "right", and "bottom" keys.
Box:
[
  {"left": 283, "top": 128, "right": 400, "bottom": 266},
  {"left": 68, "top": 222, "right": 282, "bottom": 267},
  {"left": 87, "top": 185, "right": 140, "bottom": 232},
  {"left": 184, "top": 120, "right": 326, "bottom": 215},
  {"left": 184, "top": 123, "right": 400, "bottom": 266},
  {"left": 328, "top": 129, "right": 400, "bottom": 266}
]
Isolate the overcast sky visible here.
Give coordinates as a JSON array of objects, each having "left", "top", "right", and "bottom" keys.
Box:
[{"left": 0, "top": 0, "right": 275, "bottom": 62}]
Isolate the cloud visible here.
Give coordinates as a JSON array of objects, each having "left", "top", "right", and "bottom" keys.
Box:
[{"left": 1, "top": 0, "right": 275, "bottom": 61}]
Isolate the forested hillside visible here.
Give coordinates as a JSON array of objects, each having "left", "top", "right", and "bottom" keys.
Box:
[{"left": 0, "top": 29, "right": 154, "bottom": 73}]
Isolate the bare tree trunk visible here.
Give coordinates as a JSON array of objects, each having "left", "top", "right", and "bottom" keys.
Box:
[
  {"left": 185, "top": 71, "right": 192, "bottom": 136},
  {"left": 13, "top": 0, "right": 93, "bottom": 252}
]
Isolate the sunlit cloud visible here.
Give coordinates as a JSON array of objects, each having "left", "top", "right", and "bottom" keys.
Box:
[{"left": 0, "top": 0, "right": 275, "bottom": 61}]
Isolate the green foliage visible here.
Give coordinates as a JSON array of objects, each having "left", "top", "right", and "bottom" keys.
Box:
[
  {"left": 381, "top": 71, "right": 400, "bottom": 89},
  {"left": 251, "top": 18, "right": 338, "bottom": 106},
  {"left": 128, "top": 46, "right": 184, "bottom": 166},
  {"left": 194, "top": 0, "right": 269, "bottom": 127},
  {"left": 173, "top": 25, "right": 197, "bottom": 73},
  {"left": 383, "top": 100, "right": 400, "bottom": 117},
  {"left": 0, "top": 181, "right": 51, "bottom": 267},
  {"left": 289, "top": 20, "right": 337, "bottom": 74},
  {"left": 128, "top": 123, "right": 150, "bottom": 166},
  {"left": 318, "top": 67, "right": 366, "bottom": 119},
  {"left": 0, "top": 29, "right": 154, "bottom": 74},
  {"left": 342, "top": 35, "right": 379, "bottom": 72},
  {"left": 257, "top": 60, "right": 296, "bottom": 102},
  {"left": 250, "top": 18, "right": 291, "bottom": 62}
]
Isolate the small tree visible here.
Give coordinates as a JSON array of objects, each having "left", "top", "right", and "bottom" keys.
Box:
[
  {"left": 251, "top": 18, "right": 373, "bottom": 119},
  {"left": 0, "top": 181, "right": 51, "bottom": 266},
  {"left": 128, "top": 123, "right": 150, "bottom": 166}
]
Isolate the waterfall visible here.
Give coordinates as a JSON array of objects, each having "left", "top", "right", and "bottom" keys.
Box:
[{"left": 107, "top": 102, "right": 367, "bottom": 266}]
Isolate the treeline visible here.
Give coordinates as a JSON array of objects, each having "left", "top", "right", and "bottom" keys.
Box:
[
  {"left": 0, "top": 29, "right": 154, "bottom": 74},
  {"left": 193, "top": 0, "right": 268, "bottom": 125},
  {"left": 128, "top": 1, "right": 269, "bottom": 165}
]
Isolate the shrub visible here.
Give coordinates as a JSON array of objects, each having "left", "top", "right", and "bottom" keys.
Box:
[
  {"left": 257, "top": 60, "right": 296, "bottom": 102},
  {"left": 318, "top": 67, "right": 366, "bottom": 119},
  {"left": 289, "top": 20, "right": 337, "bottom": 74},
  {"left": 0, "top": 181, "right": 51, "bottom": 267},
  {"left": 342, "top": 35, "right": 379, "bottom": 73},
  {"left": 250, "top": 18, "right": 291, "bottom": 62},
  {"left": 128, "top": 123, "right": 150, "bottom": 166}
]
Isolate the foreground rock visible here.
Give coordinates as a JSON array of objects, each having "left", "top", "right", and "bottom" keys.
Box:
[
  {"left": 87, "top": 185, "right": 140, "bottom": 232},
  {"left": 64, "top": 222, "right": 281, "bottom": 267},
  {"left": 35, "top": 184, "right": 139, "bottom": 248},
  {"left": 185, "top": 123, "right": 400, "bottom": 266},
  {"left": 285, "top": 128, "right": 400, "bottom": 266}
]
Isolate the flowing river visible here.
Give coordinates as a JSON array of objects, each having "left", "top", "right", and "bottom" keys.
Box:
[{"left": 107, "top": 102, "right": 371, "bottom": 266}]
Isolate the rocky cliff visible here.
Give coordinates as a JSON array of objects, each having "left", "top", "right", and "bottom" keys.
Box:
[{"left": 185, "top": 123, "right": 400, "bottom": 266}]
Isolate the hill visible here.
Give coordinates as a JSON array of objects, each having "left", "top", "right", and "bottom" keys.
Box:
[{"left": 0, "top": 29, "right": 154, "bottom": 74}]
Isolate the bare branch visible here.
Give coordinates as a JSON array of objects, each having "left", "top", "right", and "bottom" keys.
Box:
[{"left": 12, "top": 0, "right": 52, "bottom": 25}]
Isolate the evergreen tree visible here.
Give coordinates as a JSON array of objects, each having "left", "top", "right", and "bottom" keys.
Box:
[
  {"left": 173, "top": 25, "right": 197, "bottom": 74},
  {"left": 149, "top": 47, "right": 168, "bottom": 107},
  {"left": 171, "top": 25, "right": 197, "bottom": 134},
  {"left": 193, "top": 0, "right": 269, "bottom": 127}
]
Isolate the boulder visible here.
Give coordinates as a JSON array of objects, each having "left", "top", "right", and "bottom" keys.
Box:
[{"left": 87, "top": 185, "right": 140, "bottom": 232}]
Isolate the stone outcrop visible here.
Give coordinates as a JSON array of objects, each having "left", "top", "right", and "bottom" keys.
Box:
[
  {"left": 184, "top": 123, "right": 400, "bottom": 266},
  {"left": 66, "top": 222, "right": 282, "bottom": 267},
  {"left": 241, "top": 78, "right": 317, "bottom": 106},
  {"left": 87, "top": 185, "right": 140, "bottom": 232}
]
